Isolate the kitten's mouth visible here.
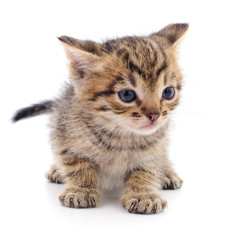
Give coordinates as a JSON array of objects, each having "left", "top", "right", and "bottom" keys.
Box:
[{"left": 139, "top": 122, "right": 156, "bottom": 130}]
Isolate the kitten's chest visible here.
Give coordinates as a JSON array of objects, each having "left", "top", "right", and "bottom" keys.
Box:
[
  {"left": 72, "top": 126, "right": 166, "bottom": 190},
  {"left": 97, "top": 152, "right": 129, "bottom": 191},
  {"left": 97, "top": 149, "right": 156, "bottom": 191}
]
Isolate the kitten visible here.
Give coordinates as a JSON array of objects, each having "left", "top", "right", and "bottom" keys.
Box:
[{"left": 13, "top": 23, "right": 188, "bottom": 214}]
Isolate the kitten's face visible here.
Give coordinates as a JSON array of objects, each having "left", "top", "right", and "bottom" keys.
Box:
[{"left": 59, "top": 24, "right": 188, "bottom": 135}]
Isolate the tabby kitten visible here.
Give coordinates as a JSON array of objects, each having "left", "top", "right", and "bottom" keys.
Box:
[{"left": 13, "top": 23, "right": 188, "bottom": 214}]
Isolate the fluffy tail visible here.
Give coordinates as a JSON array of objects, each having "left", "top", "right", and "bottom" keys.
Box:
[{"left": 12, "top": 100, "right": 54, "bottom": 122}]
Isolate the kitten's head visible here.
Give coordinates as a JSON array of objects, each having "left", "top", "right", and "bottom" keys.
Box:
[{"left": 59, "top": 24, "right": 188, "bottom": 135}]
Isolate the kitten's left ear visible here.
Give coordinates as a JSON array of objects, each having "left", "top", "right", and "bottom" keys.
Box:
[{"left": 150, "top": 23, "right": 189, "bottom": 47}]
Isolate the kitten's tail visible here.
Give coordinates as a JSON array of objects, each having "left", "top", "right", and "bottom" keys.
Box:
[{"left": 12, "top": 100, "right": 54, "bottom": 122}]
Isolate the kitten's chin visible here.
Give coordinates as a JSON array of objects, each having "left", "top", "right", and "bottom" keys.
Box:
[{"left": 130, "top": 124, "right": 160, "bottom": 136}]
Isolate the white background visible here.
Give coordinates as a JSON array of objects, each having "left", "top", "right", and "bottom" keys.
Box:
[{"left": 1, "top": 0, "right": 234, "bottom": 239}]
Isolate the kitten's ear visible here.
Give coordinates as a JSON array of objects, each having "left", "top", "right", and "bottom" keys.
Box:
[
  {"left": 150, "top": 23, "right": 189, "bottom": 47},
  {"left": 58, "top": 36, "right": 102, "bottom": 55},
  {"left": 58, "top": 36, "right": 102, "bottom": 80}
]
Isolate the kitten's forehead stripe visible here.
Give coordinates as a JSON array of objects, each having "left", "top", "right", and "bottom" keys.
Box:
[
  {"left": 128, "top": 60, "right": 145, "bottom": 78},
  {"left": 164, "top": 75, "right": 168, "bottom": 85},
  {"left": 155, "top": 42, "right": 168, "bottom": 79},
  {"left": 115, "top": 73, "right": 125, "bottom": 81},
  {"left": 104, "top": 42, "right": 114, "bottom": 53},
  {"left": 116, "top": 48, "right": 127, "bottom": 57},
  {"left": 128, "top": 74, "right": 136, "bottom": 87},
  {"left": 124, "top": 52, "right": 130, "bottom": 63},
  {"left": 110, "top": 75, "right": 124, "bottom": 89}
]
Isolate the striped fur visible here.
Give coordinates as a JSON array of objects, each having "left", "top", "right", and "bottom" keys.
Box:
[{"left": 15, "top": 24, "right": 188, "bottom": 214}]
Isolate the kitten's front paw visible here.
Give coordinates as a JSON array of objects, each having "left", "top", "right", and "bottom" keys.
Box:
[
  {"left": 45, "top": 165, "right": 66, "bottom": 184},
  {"left": 121, "top": 192, "right": 167, "bottom": 214},
  {"left": 162, "top": 172, "right": 183, "bottom": 190},
  {"left": 59, "top": 187, "right": 100, "bottom": 208}
]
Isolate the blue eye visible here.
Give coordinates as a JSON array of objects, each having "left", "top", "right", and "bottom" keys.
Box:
[
  {"left": 118, "top": 90, "right": 136, "bottom": 102},
  {"left": 162, "top": 87, "right": 175, "bottom": 99}
]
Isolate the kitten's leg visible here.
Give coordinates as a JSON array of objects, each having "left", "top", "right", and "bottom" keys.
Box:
[
  {"left": 121, "top": 169, "right": 167, "bottom": 214},
  {"left": 161, "top": 167, "right": 183, "bottom": 190},
  {"left": 58, "top": 155, "right": 100, "bottom": 208},
  {"left": 45, "top": 164, "right": 66, "bottom": 184}
]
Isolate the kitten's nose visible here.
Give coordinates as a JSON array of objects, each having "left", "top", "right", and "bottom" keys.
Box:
[{"left": 146, "top": 112, "right": 160, "bottom": 122}]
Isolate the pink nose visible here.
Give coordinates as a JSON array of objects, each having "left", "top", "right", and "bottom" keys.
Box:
[{"left": 146, "top": 112, "right": 160, "bottom": 121}]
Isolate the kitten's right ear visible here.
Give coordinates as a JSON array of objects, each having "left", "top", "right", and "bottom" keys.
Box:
[
  {"left": 58, "top": 36, "right": 102, "bottom": 81},
  {"left": 58, "top": 36, "right": 102, "bottom": 56}
]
